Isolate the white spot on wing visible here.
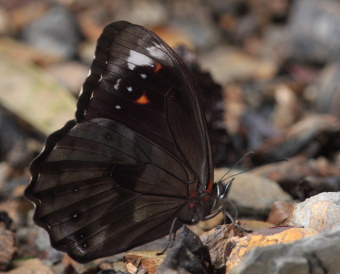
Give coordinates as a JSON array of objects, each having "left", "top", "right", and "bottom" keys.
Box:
[
  {"left": 127, "top": 86, "right": 133, "bottom": 92},
  {"left": 127, "top": 50, "right": 153, "bottom": 70},
  {"left": 114, "top": 79, "right": 121, "bottom": 90},
  {"left": 140, "top": 74, "right": 147, "bottom": 79},
  {"left": 128, "top": 63, "right": 136, "bottom": 70},
  {"left": 115, "top": 105, "right": 121, "bottom": 109},
  {"left": 146, "top": 46, "right": 170, "bottom": 62},
  {"left": 75, "top": 245, "right": 86, "bottom": 254}
]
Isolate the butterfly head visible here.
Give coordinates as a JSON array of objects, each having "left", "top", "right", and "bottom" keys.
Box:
[{"left": 210, "top": 179, "right": 234, "bottom": 212}]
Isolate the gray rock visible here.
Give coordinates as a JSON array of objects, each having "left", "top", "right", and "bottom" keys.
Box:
[
  {"left": 35, "top": 227, "right": 64, "bottom": 264},
  {"left": 114, "top": 0, "right": 168, "bottom": 27},
  {"left": 287, "top": 0, "right": 340, "bottom": 63},
  {"left": 21, "top": 5, "right": 82, "bottom": 59},
  {"left": 285, "top": 192, "right": 340, "bottom": 233},
  {"left": 168, "top": 0, "right": 220, "bottom": 50},
  {"left": 313, "top": 62, "right": 340, "bottom": 119},
  {"left": 7, "top": 258, "right": 54, "bottom": 274},
  {"left": 0, "top": 227, "right": 15, "bottom": 271},
  {"left": 215, "top": 168, "right": 292, "bottom": 218},
  {"left": 199, "top": 46, "right": 277, "bottom": 84},
  {"left": 0, "top": 106, "right": 33, "bottom": 169},
  {"left": 231, "top": 225, "right": 340, "bottom": 274},
  {"left": 157, "top": 226, "right": 211, "bottom": 274}
]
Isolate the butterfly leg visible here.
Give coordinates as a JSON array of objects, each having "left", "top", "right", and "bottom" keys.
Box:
[
  {"left": 156, "top": 217, "right": 178, "bottom": 255},
  {"left": 203, "top": 207, "right": 223, "bottom": 220},
  {"left": 204, "top": 204, "right": 252, "bottom": 233},
  {"left": 222, "top": 208, "right": 252, "bottom": 233},
  {"left": 221, "top": 198, "right": 252, "bottom": 233}
]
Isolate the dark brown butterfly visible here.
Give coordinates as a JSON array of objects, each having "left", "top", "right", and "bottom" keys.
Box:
[{"left": 25, "top": 21, "right": 230, "bottom": 263}]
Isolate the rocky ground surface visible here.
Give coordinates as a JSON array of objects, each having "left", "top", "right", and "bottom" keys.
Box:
[{"left": 0, "top": 0, "right": 340, "bottom": 273}]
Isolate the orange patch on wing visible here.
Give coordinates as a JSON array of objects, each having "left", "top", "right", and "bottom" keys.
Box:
[
  {"left": 154, "top": 62, "right": 162, "bottom": 73},
  {"left": 135, "top": 93, "right": 150, "bottom": 104},
  {"left": 206, "top": 179, "right": 214, "bottom": 193},
  {"left": 190, "top": 192, "right": 197, "bottom": 198}
]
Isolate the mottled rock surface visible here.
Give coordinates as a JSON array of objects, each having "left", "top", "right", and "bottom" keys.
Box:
[
  {"left": 231, "top": 225, "right": 340, "bottom": 274},
  {"left": 285, "top": 192, "right": 340, "bottom": 232}
]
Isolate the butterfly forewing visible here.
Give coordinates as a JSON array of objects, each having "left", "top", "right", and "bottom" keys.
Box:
[
  {"left": 25, "top": 21, "right": 214, "bottom": 262},
  {"left": 79, "top": 22, "right": 213, "bottom": 183}
]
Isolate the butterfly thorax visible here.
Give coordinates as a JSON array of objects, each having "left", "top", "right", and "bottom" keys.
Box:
[{"left": 177, "top": 182, "right": 218, "bottom": 225}]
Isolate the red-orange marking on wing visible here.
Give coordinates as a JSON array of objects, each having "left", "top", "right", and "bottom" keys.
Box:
[
  {"left": 154, "top": 62, "right": 162, "bottom": 73},
  {"left": 190, "top": 192, "right": 197, "bottom": 198},
  {"left": 206, "top": 179, "right": 214, "bottom": 193},
  {"left": 135, "top": 93, "right": 150, "bottom": 104}
]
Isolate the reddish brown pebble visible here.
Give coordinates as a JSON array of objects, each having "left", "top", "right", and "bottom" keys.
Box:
[
  {"left": 0, "top": 227, "right": 16, "bottom": 271},
  {"left": 267, "top": 201, "right": 294, "bottom": 225}
]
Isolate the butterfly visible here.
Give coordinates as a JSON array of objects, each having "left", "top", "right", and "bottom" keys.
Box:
[{"left": 25, "top": 21, "right": 231, "bottom": 263}]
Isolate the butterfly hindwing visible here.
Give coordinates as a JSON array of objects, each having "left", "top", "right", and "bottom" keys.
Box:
[{"left": 26, "top": 118, "right": 193, "bottom": 262}]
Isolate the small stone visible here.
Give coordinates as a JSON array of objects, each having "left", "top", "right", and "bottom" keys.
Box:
[
  {"left": 0, "top": 7, "right": 11, "bottom": 35},
  {"left": 215, "top": 169, "right": 293, "bottom": 218},
  {"left": 11, "top": 185, "right": 27, "bottom": 198},
  {"left": 0, "top": 162, "right": 10, "bottom": 193},
  {"left": 0, "top": 227, "right": 16, "bottom": 271},
  {"left": 1, "top": 175, "right": 29, "bottom": 199},
  {"left": 45, "top": 61, "right": 89, "bottom": 94},
  {"left": 267, "top": 201, "right": 294, "bottom": 226},
  {"left": 98, "top": 261, "right": 127, "bottom": 273},
  {"left": 126, "top": 250, "right": 165, "bottom": 274},
  {"left": 0, "top": 38, "right": 62, "bottom": 65},
  {"left": 0, "top": 211, "right": 13, "bottom": 229},
  {"left": 62, "top": 255, "right": 100, "bottom": 274},
  {"left": 286, "top": 0, "right": 340, "bottom": 63},
  {"left": 35, "top": 227, "right": 64, "bottom": 263},
  {"left": 114, "top": 0, "right": 168, "bottom": 27},
  {"left": 0, "top": 199, "right": 32, "bottom": 225},
  {"left": 226, "top": 227, "right": 318, "bottom": 273},
  {"left": 157, "top": 226, "right": 212, "bottom": 274},
  {"left": 250, "top": 114, "right": 340, "bottom": 169},
  {"left": 200, "top": 224, "right": 240, "bottom": 272},
  {"left": 313, "top": 62, "right": 340, "bottom": 119},
  {"left": 285, "top": 192, "right": 340, "bottom": 232},
  {"left": 230, "top": 225, "right": 340, "bottom": 274},
  {"left": 200, "top": 46, "right": 277, "bottom": 84},
  {"left": 272, "top": 84, "right": 300, "bottom": 129},
  {"left": 15, "top": 227, "right": 39, "bottom": 259},
  {"left": 21, "top": 5, "right": 82, "bottom": 59},
  {"left": 238, "top": 220, "right": 275, "bottom": 232},
  {"left": 8, "top": 1, "right": 50, "bottom": 32},
  {"left": 6, "top": 258, "right": 54, "bottom": 274},
  {"left": 0, "top": 107, "right": 33, "bottom": 169}
]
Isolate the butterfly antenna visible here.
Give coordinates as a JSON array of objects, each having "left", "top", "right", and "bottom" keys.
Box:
[
  {"left": 217, "top": 157, "right": 288, "bottom": 233},
  {"left": 220, "top": 158, "right": 288, "bottom": 185},
  {"left": 218, "top": 151, "right": 254, "bottom": 184}
]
